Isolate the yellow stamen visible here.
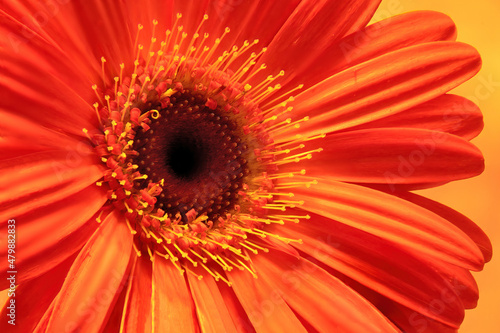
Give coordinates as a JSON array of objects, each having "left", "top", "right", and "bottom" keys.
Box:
[
  {"left": 92, "top": 85, "right": 104, "bottom": 105},
  {"left": 101, "top": 57, "right": 107, "bottom": 86},
  {"left": 114, "top": 77, "right": 119, "bottom": 97},
  {"left": 244, "top": 240, "right": 269, "bottom": 253},
  {"left": 215, "top": 271, "right": 232, "bottom": 286},
  {"left": 132, "top": 241, "right": 142, "bottom": 257},
  {"left": 134, "top": 24, "right": 144, "bottom": 52},
  {"left": 95, "top": 210, "right": 104, "bottom": 223},
  {"left": 125, "top": 217, "right": 137, "bottom": 235},
  {"left": 119, "top": 63, "right": 125, "bottom": 87},
  {"left": 185, "top": 14, "right": 208, "bottom": 56},
  {"left": 236, "top": 258, "right": 258, "bottom": 279},
  {"left": 193, "top": 33, "right": 209, "bottom": 60},
  {"left": 262, "top": 84, "right": 304, "bottom": 110},
  {"left": 185, "top": 267, "right": 204, "bottom": 280},
  {"left": 250, "top": 70, "right": 284, "bottom": 97},
  {"left": 275, "top": 179, "right": 318, "bottom": 190},
  {"left": 189, "top": 249, "right": 208, "bottom": 263},
  {"left": 225, "top": 257, "right": 245, "bottom": 270},
  {"left": 200, "top": 262, "right": 219, "bottom": 280},
  {"left": 146, "top": 245, "right": 155, "bottom": 262}
]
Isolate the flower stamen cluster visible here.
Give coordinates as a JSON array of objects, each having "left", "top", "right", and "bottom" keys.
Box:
[{"left": 83, "top": 14, "right": 322, "bottom": 283}]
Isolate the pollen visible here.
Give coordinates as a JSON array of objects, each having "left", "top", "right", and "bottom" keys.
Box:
[{"left": 85, "top": 14, "right": 323, "bottom": 284}]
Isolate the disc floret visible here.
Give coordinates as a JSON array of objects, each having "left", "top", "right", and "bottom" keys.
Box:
[{"left": 84, "top": 14, "right": 320, "bottom": 282}]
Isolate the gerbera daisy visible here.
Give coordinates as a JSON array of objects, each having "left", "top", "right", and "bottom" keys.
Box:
[{"left": 0, "top": 0, "right": 492, "bottom": 332}]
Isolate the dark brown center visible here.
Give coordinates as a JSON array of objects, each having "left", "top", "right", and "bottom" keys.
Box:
[{"left": 131, "top": 90, "right": 251, "bottom": 222}]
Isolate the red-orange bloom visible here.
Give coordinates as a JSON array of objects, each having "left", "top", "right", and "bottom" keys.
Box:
[{"left": 0, "top": 1, "right": 491, "bottom": 332}]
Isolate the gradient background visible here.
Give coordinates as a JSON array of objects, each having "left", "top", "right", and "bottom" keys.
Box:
[{"left": 374, "top": 0, "right": 500, "bottom": 332}]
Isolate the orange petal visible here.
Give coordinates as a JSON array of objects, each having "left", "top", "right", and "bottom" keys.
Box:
[
  {"left": 121, "top": 257, "right": 152, "bottom": 333},
  {"left": 173, "top": 0, "right": 302, "bottom": 56},
  {"left": 272, "top": 211, "right": 466, "bottom": 327},
  {"left": 2, "top": 1, "right": 133, "bottom": 74},
  {"left": 253, "top": 250, "right": 400, "bottom": 332},
  {"left": 284, "top": 10, "right": 457, "bottom": 90},
  {"left": 46, "top": 210, "right": 133, "bottom": 332},
  {"left": 390, "top": 190, "right": 492, "bottom": 263},
  {"left": 260, "top": 235, "right": 299, "bottom": 258},
  {"left": 217, "top": 281, "right": 255, "bottom": 332},
  {"left": 289, "top": 178, "right": 485, "bottom": 271},
  {"left": 282, "top": 128, "right": 484, "bottom": 185},
  {"left": 0, "top": 185, "right": 106, "bottom": 290},
  {"left": 0, "top": 151, "right": 104, "bottom": 236},
  {"left": 435, "top": 265, "right": 479, "bottom": 310},
  {"left": 251, "top": 0, "right": 381, "bottom": 88},
  {"left": 0, "top": 254, "right": 76, "bottom": 333},
  {"left": 0, "top": 150, "right": 104, "bottom": 206},
  {"left": 0, "top": 13, "right": 101, "bottom": 136},
  {"left": 0, "top": 111, "right": 82, "bottom": 152},
  {"left": 187, "top": 271, "right": 239, "bottom": 333},
  {"left": 340, "top": 94, "right": 483, "bottom": 140},
  {"left": 227, "top": 268, "right": 308, "bottom": 333},
  {"left": 274, "top": 42, "right": 481, "bottom": 142},
  {"left": 152, "top": 260, "right": 199, "bottom": 332}
]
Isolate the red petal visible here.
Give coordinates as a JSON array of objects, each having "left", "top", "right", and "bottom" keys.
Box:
[
  {"left": 340, "top": 94, "right": 483, "bottom": 140},
  {"left": 0, "top": 254, "right": 76, "bottom": 333},
  {"left": 382, "top": 303, "right": 460, "bottom": 333},
  {"left": 274, "top": 42, "right": 481, "bottom": 142},
  {"left": 152, "top": 260, "right": 199, "bottom": 332},
  {"left": 253, "top": 250, "right": 400, "bottom": 332},
  {"left": 272, "top": 211, "right": 465, "bottom": 327},
  {"left": 435, "top": 265, "right": 479, "bottom": 310},
  {"left": 213, "top": 0, "right": 301, "bottom": 52},
  {"left": 0, "top": 145, "right": 104, "bottom": 231},
  {"left": 0, "top": 12, "right": 104, "bottom": 136},
  {"left": 260, "top": 235, "right": 299, "bottom": 258},
  {"left": 0, "top": 138, "right": 51, "bottom": 160},
  {"left": 0, "top": 185, "right": 106, "bottom": 289},
  {"left": 390, "top": 191, "right": 492, "bottom": 263},
  {"left": 227, "top": 269, "right": 307, "bottom": 333},
  {"left": 284, "top": 11, "right": 457, "bottom": 90},
  {"left": 166, "top": 0, "right": 305, "bottom": 79},
  {"left": 0, "top": 150, "right": 103, "bottom": 205},
  {"left": 335, "top": 278, "right": 461, "bottom": 333},
  {"left": 0, "top": 57, "right": 98, "bottom": 137},
  {"left": 0, "top": 111, "right": 81, "bottom": 152},
  {"left": 33, "top": 303, "right": 54, "bottom": 333},
  {"left": 251, "top": 0, "right": 381, "bottom": 88},
  {"left": 281, "top": 128, "right": 484, "bottom": 185},
  {"left": 2, "top": 1, "right": 133, "bottom": 74},
  {"left": 0, "top": 7, "right": 100, "bottom": 83},
  {"left": 120, "top": 1, "right": 174, "bottom": 53},
  {"left": 101, "top": 274, "right": 132, "bottom": 333},
  {"left": 217, "top": 282, "right": 255, "bottom": 332},
  {"left": 187, "top": 271, "right": 239, "bottom": 333},
  {"left": 122, "top": 257, "right": 153, "bottom": 333},
  {"left": 46, "top": 210, "right": 133, "bottom": 332},
  {"left": 289, "top": 178, "right": 485, "bottom": 270}
]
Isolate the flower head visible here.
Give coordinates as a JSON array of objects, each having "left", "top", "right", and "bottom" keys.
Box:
[{"left": 0, "top": 1, "right": 491, "bottom": 332}]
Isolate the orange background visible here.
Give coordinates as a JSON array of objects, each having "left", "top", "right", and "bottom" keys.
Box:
[{"left": 374, "top": 0, "right": 500, "bottom": 332}]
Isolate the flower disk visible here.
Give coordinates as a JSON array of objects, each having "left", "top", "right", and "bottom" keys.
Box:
[
  {"left": 84, "top": 15, "right": 313, "bottom": 279},
  {"left": 132, "top": 89, "right": 253, "bottom": 221}
]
